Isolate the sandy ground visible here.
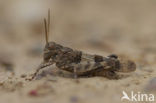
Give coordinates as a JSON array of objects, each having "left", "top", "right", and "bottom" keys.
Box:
[{"left": 0, "top": 0, "right": 156, "bottom": 103}]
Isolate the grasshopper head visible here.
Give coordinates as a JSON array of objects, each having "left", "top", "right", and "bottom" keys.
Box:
[
  {"left": 43, "top": 42, "right": 55, "bottom": 62},
  {"left": 43, "top": 42, "right": 63, "bottom": 62}
]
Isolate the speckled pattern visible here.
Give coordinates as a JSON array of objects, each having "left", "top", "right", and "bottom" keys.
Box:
[{"left": 0, "top": 0, "right": 156, "bottom": 103}]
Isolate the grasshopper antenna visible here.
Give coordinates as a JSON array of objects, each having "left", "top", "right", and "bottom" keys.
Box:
[
  {"left": 48, "top": 9, "right": 50, "bottom": 35},
  {"left": 44, "top": 9, "right": 50, "bottom": 44},
  {"left": 44, "top": 18, "right": 48, "bottom": 44}
]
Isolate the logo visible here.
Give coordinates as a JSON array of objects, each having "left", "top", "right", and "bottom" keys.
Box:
[{"left": 121, "top": 91, "right": 155, "bottom": 102}]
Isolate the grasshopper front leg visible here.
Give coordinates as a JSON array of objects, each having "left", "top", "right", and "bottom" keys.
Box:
[{"left": 30, "top": 61, "right": 55, "bottom": 80}]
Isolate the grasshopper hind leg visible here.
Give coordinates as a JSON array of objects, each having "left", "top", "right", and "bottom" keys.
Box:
[
  {"left": 79, "top": 69, "right": 119, "bottom": 79},
  {"left": 104, "top": 71, "right": 119, "bottom": 79},
  {"left": 94, "top": 70, "right": 119, "bottom": 79}
]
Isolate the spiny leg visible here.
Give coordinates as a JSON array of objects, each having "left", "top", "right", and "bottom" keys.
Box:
[{"left": 30, "top": 62, "right": 54, "bottom": 80}]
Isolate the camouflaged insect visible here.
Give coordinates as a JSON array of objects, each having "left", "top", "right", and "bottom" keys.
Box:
[{"left": 31, "top": 10, "right": 136, "bottom": 80}]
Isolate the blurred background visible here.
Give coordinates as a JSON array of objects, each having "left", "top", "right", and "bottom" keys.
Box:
[{"left": 0, "top": 0, "right": 156, "bottom": 103}]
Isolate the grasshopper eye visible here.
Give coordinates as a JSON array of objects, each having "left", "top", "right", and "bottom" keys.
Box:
[
  {"left": 45, "top": 43, "right": 50, "bottom": 49},
  {"left": 45, "top": 42, "right": 55, "bottom": 50},
  {"left": 43, "top": 46, "right": 53, "bottom": 62}
]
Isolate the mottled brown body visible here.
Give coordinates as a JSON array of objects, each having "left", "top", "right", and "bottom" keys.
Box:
[
  {"left": 31, "top": 42, "right": 136, "bottom": 80},
  {"left": 31, "top": 10, "right": 136, "bottom": 80},
  {"left": 44, "top": 42, "right": 120, "bottom": 74}
]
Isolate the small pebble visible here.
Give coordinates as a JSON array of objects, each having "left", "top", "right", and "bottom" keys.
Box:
[
  {"left": 21, "top": 74, "right": 27, "bottom": 78},
  {"left": 144, "top": 77, "right": 156, "bottom": 92},
  {"left": 70, "top": 96, "right": 79, "bottom": 103},
  {"left": 29, "top": 90, "right": 38, "bottom": 97}
]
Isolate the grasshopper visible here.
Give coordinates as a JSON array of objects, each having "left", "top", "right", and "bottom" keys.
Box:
[{"left": 31, "top": 10, "right": 136, "bottom": 80}]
